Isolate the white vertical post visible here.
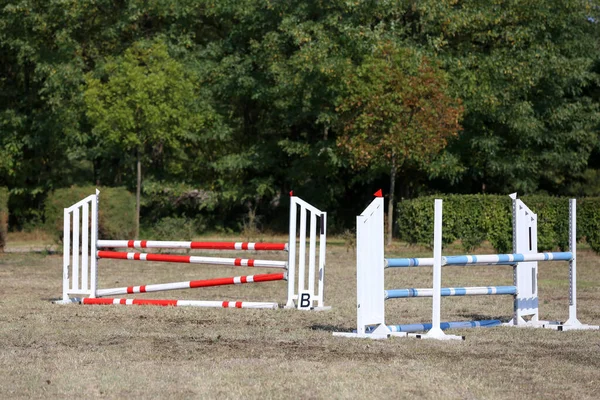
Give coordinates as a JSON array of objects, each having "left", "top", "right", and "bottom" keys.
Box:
[
  {"left": 81, "top": 202, "right": 89, "bottom": 294},
  {"left": 506, "top": 193, "right": 541, "bottom": 327},
  {"left": 90, "top": 190, "right": 99, "bottom": 298},
  {"left": 297, "top": 206, "right": 307, "bottom": 299},
  {"left": 62, "top": 209, "right": 70, "bottom": 302},
  {"left": 308, "top": 212, "right": 317, "bottom": 301},
  {"left": 356, "top": 197, "right": 387, "bottom": 337},
  {"left": 546, "top": 199, "right": 597, "bottom": 331},
  {"left": 286, "top": 197, "right": 297, "bottom": 308},
  {"left": 317, "top": 212, "right": 327, "bottom": 308},
  {"left": 566, "top": 198, "right": 578, "bottom": 325},
  {"left": 72, "top": 207, "right": 80, "bottom": 291},
  {"left": 422, "top": 199, "right": 463, "bottom": 340}
]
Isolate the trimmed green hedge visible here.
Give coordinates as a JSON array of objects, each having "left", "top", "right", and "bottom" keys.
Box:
[
  {"left": 45, "top": 186, "right": 136, "bottom": 242},
  {"left": 397, "top": 195, "right": 600, "bottom": 253},
  {"left": 0, "top": 187, "right": 8, "bottom": 251}
]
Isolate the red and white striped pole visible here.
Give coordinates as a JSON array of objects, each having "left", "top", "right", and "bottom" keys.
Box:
[
  {"left": 96, "top": 251, "right": 287, "bottom": 268},
  {"left": 97, "top": 240, "right": 287, "bottom": 251},
  {"left": 81, "top": 298, "right": 279, "bottom": 309},
  {"left": 96, "top": 273, "right": 286, "bottom": 297}
]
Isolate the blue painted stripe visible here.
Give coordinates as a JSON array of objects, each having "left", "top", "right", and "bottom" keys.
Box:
[
  {"left": 495, "top": 286, "right": 517, "bottom": 295},
  {"left": 546, "top": 252, "right": 572, "bottom": 261},
  {"left": 376, "top": 319, "right": 502, "bottom": 333},
  {"left": 386, "top": 258, "right": 413, "bottom": 267},
  {"left": 445, "top": 255, "right": 469, "bottom": 264}
]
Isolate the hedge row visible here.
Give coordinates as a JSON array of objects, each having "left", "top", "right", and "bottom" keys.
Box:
[
  {"left": 397, "top": 194, "right": 600, "bottom": 254},
  {"left": 0, "top": 187, "right": 8, "bottom": 251},
  {"left": 45, "top": 186, "right": 136, "bottom": 242}
]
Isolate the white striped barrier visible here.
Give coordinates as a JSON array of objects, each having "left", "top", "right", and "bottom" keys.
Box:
[
  {"left": 96, "top": 250, "right": 288, "bottom": 268},
  {"left": 98, "top": 240, "right": 288, "bottom": 251},
  {"left": 82, "top": 298, "right": 279, "bottom": 309},
  {"left": 57, "top": 190, "right": 328, "bottom": 310},
  {"left": 334, "top": 192, "right": 599, "bottom": 340},
  {"left": 385, "top": 286, "right": 517, "bottom": 299},
  {"left": 373, "top": 319, "right": 502, "bottom": 334},
  {"left": 96, "top": 273, "right": 286, "bottom": 297}
]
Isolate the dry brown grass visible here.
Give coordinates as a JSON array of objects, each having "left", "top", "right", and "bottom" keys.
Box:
[{"left": 1, "top": 241, "right": 599, "bottom": 399}]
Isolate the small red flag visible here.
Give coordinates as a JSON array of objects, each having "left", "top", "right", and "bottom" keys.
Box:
[
  {"left": 289, "top": 190, "right": 294, "bottom": 197},
  {"left": 374, "top": 189, "right": 383, "bottom": 197}
]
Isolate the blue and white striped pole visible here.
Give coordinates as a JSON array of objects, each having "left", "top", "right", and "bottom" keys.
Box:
[
  {"left": 387, "top": 319, "right": 502, "bottom": 333},
  {"left": 385, "top": 257, "right": 434, "bottom": 268},
  {"left": 443, "top": 252, "right": 573, "bottom": 266},
  {"left": 385, "top": 286, "right": 517, "bottom": 299}
]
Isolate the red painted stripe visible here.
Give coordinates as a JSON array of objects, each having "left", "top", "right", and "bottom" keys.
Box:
[
  {"left": 127, "top": 240, "right": 134, "bottom": 248},
  {"left": 186, "top": 242, "right": 286, "bottom": 250},
  {"left": 253, "top": 243, "right": 287, "bottom": 251},
  {"left": 82, "top": 298, "right": 114, "bottom": 305},
  {"left": 141, "top": 240, "right": 147, "bottom": 248},
  {"left": 132, "top": 299, "right": 178, "bottom": 306},
  {"left": 140, "top": 285, "right": 146, "bottom": 293},
  {"left": 248, "top": 259, "right": 254, "bottom": 267},
  {"left": 134, "top": 253, "right": 141, "bottom": 260},
  {"left": 127, "top": 286, "right": 134, "bottom": 294},
  {"left": 145, "top": 253, "right": 192, "bottom": 263},
  {"left": 97, "top": 250, "right": 129, "bottom": 260},
  {"left": 234, "top": 258, "right": 242, "bottom": 266},
  {"left": 189, "top": 276, "right": 234, "bottom": 288},
  {"left": 241, "top": 276, "right": 247, "bottom": 283},
  {"left": 222, "top": 301, "right": 228, "bottom": 308},
  {"left": 253, "top": 273, "right": 285, "bottom": 282},
  {"left": 235, "top": 301, "right": 242, "bottom": 308},
  {"left": 119, "top": 299, "right": 127, "bottom": 304},
  {"left": 190, "top": 242, "right": 236, "bottom": 250}
]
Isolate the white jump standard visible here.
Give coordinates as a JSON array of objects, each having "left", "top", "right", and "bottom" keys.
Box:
[
  {"left": 334, "top": 192, "right": 598, "bottom": 340},
  {"left": 58, "top": 190, "right": 328, "bottom": 310}
]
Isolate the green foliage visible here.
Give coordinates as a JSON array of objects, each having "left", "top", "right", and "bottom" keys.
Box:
[
  {"left": 2, "top": 0, "right": 600, "bottom": 233},
  {"left": 141, "top": 180, "right": 217, "bottom": 231},
  {"left": 403, "top": 0, "right": 600, "bottom": 193},
  {"left": 84, "top": 39, "right": 215, "bottom": 175},
  {"left": 44, "top": 186, "right": 136, "bottom": 242},
  {"left": 337, "top": 44, "right": 463, "bottom": 171},
  {"left": 0, "top": 187, "right": 8, "bottom": 251},
  {"left": 148, "top": 217, "right": 197, "bottom": 241},
  {"left": 397, "top": 195, "right": 600, "bottom": 254}
]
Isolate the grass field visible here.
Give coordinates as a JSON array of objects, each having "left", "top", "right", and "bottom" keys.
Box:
[{"left": 1, "top": 235, "right": 599, "bottom": 399}]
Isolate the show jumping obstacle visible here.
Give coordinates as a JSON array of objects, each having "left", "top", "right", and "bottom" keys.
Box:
[
  {"left": 57, "top": 190, "right": 327, "bottom": 310},
  {"left": 334, "top": 192, "right": 599, "bottom": 340}
]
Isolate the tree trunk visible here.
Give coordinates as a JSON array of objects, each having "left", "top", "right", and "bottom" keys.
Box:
[
  {"left": 387, "top": 155, "right": 397, "bottom": 246},
  {"left": 135, "top": 149, "right": 141, "bottom": 239}
]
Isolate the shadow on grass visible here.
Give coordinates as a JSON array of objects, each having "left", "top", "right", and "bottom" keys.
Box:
[
  {"left": 310, "top": 324, "right": 352, "bottom": 332},
  {"left": 458, "top": 313, "right": 510, "bottom": 323}
]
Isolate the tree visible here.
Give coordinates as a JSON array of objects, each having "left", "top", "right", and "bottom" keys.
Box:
[
  {"left": 337, "top": 44, "right": 463, "bottom": 244},
  {"left": 84, "top": 40, "right": 210, "bottom": 237},
  {"left": 401, "top": 0, "right": 600, "bottom": 194}
]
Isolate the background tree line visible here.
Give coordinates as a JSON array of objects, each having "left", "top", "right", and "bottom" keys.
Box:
[{"left": 1, "top": 0, "right": 599, "bottom": 236}]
